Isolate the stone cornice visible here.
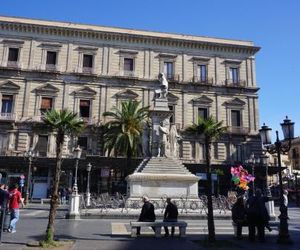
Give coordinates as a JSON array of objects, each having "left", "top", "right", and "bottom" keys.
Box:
[{"left": 0, "top": 16, "right": 260, "bottom": 55}]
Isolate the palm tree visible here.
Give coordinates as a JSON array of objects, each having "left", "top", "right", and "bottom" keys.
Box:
[
  {"left": 103, "top": 100, "right": 149, "bottom": 177},
  {"left": 42, "top": 109, "right": 84, "bottom": 243},
  {"left": 185, "top": 116, "right": 226, "bottom": 242}
]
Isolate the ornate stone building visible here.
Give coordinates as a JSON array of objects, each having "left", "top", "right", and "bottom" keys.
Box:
[{"left": 0, "top": 16, "right": 261, "bottom": 195}]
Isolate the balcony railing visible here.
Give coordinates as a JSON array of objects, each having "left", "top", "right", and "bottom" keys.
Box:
[
  {"left": 225, "top": 79, "right": 246, "bottom": 87},
  {"left": 81, "top": 117, "right": 97, "bottom": 125},
  {"left": 227, "top": 126, "right": 250, "bottom": 135},
  {"left": 0, "top": 113, "right": 17, "bottom": 121},
  {"left": 120, "top": 70, "right": 137, "bottom": 78},
  {"left": 7, "top": 61, "right": 20, "bottom": 69},
  {"left": 192, "top": 76, "right": 213, "bottom": 85},
  {"left": 45, "top": 64, "right": 60, "bottom": 72},
  {"left": 166, "top": 74, "right": 180, "bottom": 82}
]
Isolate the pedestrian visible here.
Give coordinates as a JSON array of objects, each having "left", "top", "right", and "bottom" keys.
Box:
[
  {"left": 8, "top": 184, "right": 23, "bottom": 233},
  {"left": 246, "top": 189, "right": 270, "bottom": 242},
  {"left": 231, "top": 196, "right": 247, "bottom": 239},
  {"left": 59, "top": 187, "right": 67, "bottom": 205},
  {"left": 0, "top": 183, "right": 9, "bottom": 209},
  {"left": 163, "top": 198, "right": 178, "bottom": 237},
  {"left": 136, "top": 196, "right": 156, "bottom": 235}
]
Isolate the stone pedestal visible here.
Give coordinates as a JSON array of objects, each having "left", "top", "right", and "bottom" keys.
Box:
[
  {"left": 126, "top": 157, "right": 200, "bottom": 207},
  {"left": 66, "top": 193, "right": 81, "bottom": 219}
]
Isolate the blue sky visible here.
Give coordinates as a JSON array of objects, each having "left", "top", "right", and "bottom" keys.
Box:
[{"left": 1, "top": 0, "right": 300, "bottom": 140}]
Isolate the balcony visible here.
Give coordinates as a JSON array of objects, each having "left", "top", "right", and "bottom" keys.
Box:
[
  {"left": 120, "top": 70, "right": 137, "bottom": 78},
  {"left": 81, "top": 117, "right": 98, "bottom": 126},
  {"left": 192, "top": 76, "right": 213, "bottom": 85},
  {"left": 0, "top": 113, "right": 17, "bottom": 122},
  {"left": 227, "top": 126, "right": 250, "bottom": 135},
  {"left": 166, "top": 74, "right": 180, "bottom": 82},
  {"left": 225, "top": 79, "right": 246, "bottom": 87},
  {"left": 6, "top": 61, "right": 21, "bottom": 69},
  {"left": 45, "top": 64, "right": 60, "bottom": 72}
]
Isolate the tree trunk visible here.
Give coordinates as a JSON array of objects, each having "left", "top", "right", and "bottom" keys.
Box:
[
  {"left": 125, "top": 149, "right": 132, "bottom": 178},
  {"left": 45, "top": 133, "right": 64, "bottom": 242},
  {"left": 205, "top": 137, "right": 216, "bottom": 242}
]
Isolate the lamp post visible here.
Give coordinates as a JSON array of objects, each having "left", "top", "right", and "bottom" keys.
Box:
[
  {"left": 67, "top": 145, "right": 82, "bottom": 219},
  {"left": 72, "top": 145, "right": 82, "bottom": 194},
  {"left": 245, "top": 153, "right": 260, "bottom": 191},
  {"left": 24, "top": 148, "right": 35, "bottom": 205},
  {"left": 86, "top": 163, "right": 92, "bottom": 207},
  {"left": 259, "top": 116, "right": 294, "bottom": 244}
]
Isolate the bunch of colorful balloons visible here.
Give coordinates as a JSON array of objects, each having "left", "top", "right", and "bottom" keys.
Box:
[{"left": 231, "top": 165, "right": 255, "bottom": 191}]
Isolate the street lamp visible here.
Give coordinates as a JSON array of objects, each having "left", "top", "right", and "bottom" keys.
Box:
[
  {"left": 245, "top": 153, "right": 260, "bottom": 191},
  {"left": 24, "top": 148, "right": 35, "bottom": 205},
  {"left": 259, "top": 116, "right": 294, "bottom": 244},
  {"left": 86, "top": 163, "right": 92, "bottom": 207},
  {"left": 72, "top": 145, "right": 82, "bottom": 194},
  {"left": 67, "top": 145, "right": 82, "bottom": 219}
]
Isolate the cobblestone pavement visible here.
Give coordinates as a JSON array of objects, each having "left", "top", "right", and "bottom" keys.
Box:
[{"left": 0, "top": 204, "right": 299, "bottom": 250}]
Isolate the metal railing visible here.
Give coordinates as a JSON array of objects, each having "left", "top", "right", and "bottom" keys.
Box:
[
  {"left": 192, "top": 76, "right": 214, "bottom": 85},
  {"left": 227, "top": 126, "right": 250, "bottom": 135},
  {"left": 0, "top": 113, "right": 17, "bottom": 121},
  {"left": 225, "top": 79, "right": 246, "bottom": 87}
]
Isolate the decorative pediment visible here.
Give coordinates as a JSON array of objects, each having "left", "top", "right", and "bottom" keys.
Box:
[
  {"left": 0, "top": 80, "right": 20, "bottom": 93},
  {"left": 35, "top": 84, "right": 59, "bottom": 95},
  {"left": 73, "top": 86, "right": 97, "bottom": 97},
  {"left": 223, "top": 97, "right": 246, "bottom": 107},
  {"left": 115, "top": 89, "right": 138, "bottom": 99},
  {"left": 167, "top": 93, "right": 179, "bottom": 104},
  {"left": 192, "top": 95, "right": 213, "bottom": 106}
]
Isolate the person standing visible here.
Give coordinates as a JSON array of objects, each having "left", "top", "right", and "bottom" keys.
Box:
[
  {"left": 0, "top": 183, "right": 9, "bottom": 209},
  {"left": 163, "top": 198, "right": 178, "bottom": 237},
  {"left": 137, "top": 196, "right": 156, "bottom": 235},
  {"left": 246, "top": 189, "right": 269, "bottom": 242},
  {"left": 232, "top": 196, "right": 247, "bottom": 239},
  {"left": 8, "top": 184, "right": 23, "bottom": 233}
]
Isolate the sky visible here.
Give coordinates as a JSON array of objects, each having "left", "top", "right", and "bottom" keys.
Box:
[{"left": 1, "top": 0, "right": 300, "bottom": 140}]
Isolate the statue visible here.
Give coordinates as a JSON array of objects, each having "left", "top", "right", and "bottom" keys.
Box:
[
  {"left": 142, "top": 123, "right": 150, "bottom": 157},
  {"left": 169, "top": 124, "right": 181, "bottom": 158},
  {"left": 155, "top": 73, "right": 169, "bottom": 99},
  {"left": 157, "top": 121, "right": 170, "bottom": 157}
]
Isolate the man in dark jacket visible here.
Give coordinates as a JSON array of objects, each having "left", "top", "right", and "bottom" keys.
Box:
[
  {"left": 246, "top": 189, "right": 270, "bottom": 242},
  {"left": 163, "top": 198, "right": 178, "bottom": 236},
  {"left": 0, "top": 183, "right": 9, "bottom": 209},
  {"left": 137, "top": 196, "right": 156, "bottom": 235},
  {"left": 232, "top": 196, "right": 247, "bottom": 239}
]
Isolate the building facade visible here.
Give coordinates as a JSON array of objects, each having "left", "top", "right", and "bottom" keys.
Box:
[{"left": 0, "top": 16, "right": 261, "bottom": 195}]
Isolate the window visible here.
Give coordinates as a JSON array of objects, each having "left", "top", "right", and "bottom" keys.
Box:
[
  {"left": 231, "top": 110, "right": 241, "bottom": 127},
  {"left": 40, "top": 97, "right": 53, "bottom": 115},
  {"left": 198, "top": 108, "right": 208, "bottom": 120},
  {"left": 197, "top": 65, "right": 207, "bottom": 82},
  {"left": 0, "top": 134, "right": 8, "bottom": 155},
  {"left": 164, "top": 62, "right": 174, "bottom": 79},
  {"left": 78, "top": 137, "right": 88, "bottom": 150},
  {"left": 79, "top": 100, "right": 90, "bottom": 118},
  {"left": 229, "top": 67, "right": 239, "bottom": 84},
  {"left": 168, "top": 105, "right": 175, "bottom": 124},
  {"left": 232, "top": 144, "right": 242, "bottom": 162},
  {"left": 36, "top": 135, "right": 48, "bottom": 157},
  {"left": 7, "top": 48, "right": 19, "bottom": 65},
  {"left": 46, "top": 51, "right": 57, "bottom": 66},
  {"left": 124, "top": 58, "right": 134, "bottom": 72},
  {"left": 1, "top": 95, "right": 13, "bottom": 114},
  {"left": 292, "top": 148, "right": 299, "bottom": 159},
  {"left": 83, "top": 54, "right": 93, "bottom": 69}
]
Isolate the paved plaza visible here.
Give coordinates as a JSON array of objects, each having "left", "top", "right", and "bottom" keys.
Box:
[{"left": 0, "top": 204, "right": 299, "bottom": 250}]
